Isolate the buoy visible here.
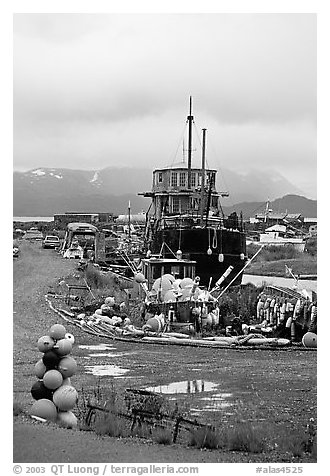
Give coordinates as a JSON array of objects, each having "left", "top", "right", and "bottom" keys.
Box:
[
  {"left": 180, "top": 277, "right": 194, "bottom": 289},
  {"left": 94, "top": 309, "right": 102, "bottom": 315},
  {"left": 53, "top": 385, "right": 78, "bottom": 411},
  {"left": 34, "top": 359, "right": 47, "bottom": 379},
  {"left": 64, "top": 333, "right": 75, "bottom": 345},
  {"left": 37, "top": 335, "right": 55, "bottom": 353},
  {"left": 134, "top": 272, "right": 146, "bottom": 283},
  {"left": 57, "top": 411, "right": 78, "bottom": 429},
  {"left": 49, "top": 324, "right": 67, "bottom": 340},
  {"left": 31, "top": 380, "right": 53, "bottom": 401},
  {"left": 302, "top": 332, "right": 317, "bottom": 348},
  {"left": 218, "top": 253, "right": 224, "bottom": 262},
  {"left": 142, "top": 316, "right": 165, "bottom": 333},
  {"left": 42, "top": 350, "right": 61, "bottom": 370},
  {"left": 58, "top": 356, "right": 77, "bottom": 378},
  {"left": 207, "top": 248, "right": 212, "bottom": 255},
  {"left": 104, "top": 296, "right": 115, "bottom": 306},
  {"left": 43, "top": 369, "right": 63, "bottom": 390},
  {"left": 30, "top": 399, "right": 58, "bottom": 422},
  {"left": 54, "top": 338, "right": 72, "bottom": 356},
  {"left": 100, "top": 315, "right": 113, "bottom": 325}
]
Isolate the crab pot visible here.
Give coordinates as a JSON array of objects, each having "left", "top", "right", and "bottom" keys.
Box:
[
  {"left": 30, "top": 399, "right": 58, "bottom": 422},
  {"left": 30, "top": 380, "right": 53, "bottom": 401},
  {"left": 53, "top": 385, "right": 78, "bottom": 411}
]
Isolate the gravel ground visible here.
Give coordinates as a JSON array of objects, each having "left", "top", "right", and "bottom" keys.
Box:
[{"left": 13, "top": 241, "right": 317, "bottom": 465}]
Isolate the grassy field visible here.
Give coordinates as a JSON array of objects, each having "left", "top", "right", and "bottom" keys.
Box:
[
  {"left": 13, "top": 240, "right": 317, "bottom": 464},
  {"left": 246, "top": 243, "right": 317, "bottom": 277}
]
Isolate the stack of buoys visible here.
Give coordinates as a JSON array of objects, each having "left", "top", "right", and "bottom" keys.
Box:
[
  {"left": 30, "top": 323, "right": 78, "bottom": 429},
  {"left": 89, "top": 296, "right": 128, "bottom": 327}
]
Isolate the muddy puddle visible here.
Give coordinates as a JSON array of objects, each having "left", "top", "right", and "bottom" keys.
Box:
[
  {"left": 144, "top": 380, "right": 234, "bottom": 415},
  {"left": 145, "top": 379, "right": 218, "bottom": 394},
  {"left": 84, "top": 364, "right": 130, "bottom": 377}
]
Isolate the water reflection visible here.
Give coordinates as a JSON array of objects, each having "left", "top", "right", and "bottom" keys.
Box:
[
  {"left": 84, "top": 364, "right": 130, "bottom": 377},
  {"left": 145, "top": 380, "right": 218, "bottom": 394}
]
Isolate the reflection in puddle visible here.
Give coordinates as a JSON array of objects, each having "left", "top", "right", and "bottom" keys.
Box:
[
  {"left": 84, "top": 364, "right": 130, "bottom": 377},
  {"left": 145, "top": 380, "right": 218, "bottom": 394},
  {"left": 87, "top": 352, "right": 134, "bottom": 358},
  {"left": 190, "top": 393, "right": 233, "bottom": 413},
  {"left": 79, "top": 344, "right": 115, "bottom": 351}
]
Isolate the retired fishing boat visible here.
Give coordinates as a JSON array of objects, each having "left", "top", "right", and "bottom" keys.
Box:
[{"left": 139, "top": 98, "right": 246, "bottom": 286}]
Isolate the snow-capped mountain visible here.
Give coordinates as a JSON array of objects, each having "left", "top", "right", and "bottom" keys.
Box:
[{"left": 13, "top": 166, "right": 311, "bottom": 216}]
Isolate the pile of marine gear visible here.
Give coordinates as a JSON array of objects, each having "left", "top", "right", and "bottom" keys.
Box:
[{"left": 46, "top": 273, "right": 316, "bottom": 349}]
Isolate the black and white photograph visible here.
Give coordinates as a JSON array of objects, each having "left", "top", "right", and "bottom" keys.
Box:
[{"left": 11, "top": 5, "right": 320, "bottom": 472}]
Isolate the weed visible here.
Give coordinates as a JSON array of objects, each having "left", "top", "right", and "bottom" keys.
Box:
[
  {"left": 94, "top": 413, "right": 129, "bottom": 438},
  {"left": 13, "top": 401, "right": 24, "bottom": 416},
  {"left": 189, "top": 427, "right": 222, "bottom": 450},
  {"left": 153, "top": 428, "right": 173, "bottom": 445},
  {"left": 225, "top": 422, "right": 266, "bottom": 453}
]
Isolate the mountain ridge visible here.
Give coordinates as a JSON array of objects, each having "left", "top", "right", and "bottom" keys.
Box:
[{"left": 13, "top": 166, "right": 316, "bottom": 217}]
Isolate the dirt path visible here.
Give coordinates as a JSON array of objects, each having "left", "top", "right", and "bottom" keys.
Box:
[
  {"left": 12, "top": 241, "right": 317, "bottom": 465},
  {"left": 12, "top": 242, "right": 238, "bottom": 463}
]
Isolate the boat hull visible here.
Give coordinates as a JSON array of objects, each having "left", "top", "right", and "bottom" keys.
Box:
[{"left": 150, "top": 227, "right": 246, "bottom": 286}]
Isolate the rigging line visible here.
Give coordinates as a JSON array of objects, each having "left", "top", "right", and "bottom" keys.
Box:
[
  {"left": 178, "top": 217, "right": 182, "bottom": 250},
  {"left": 206, "top": 133, "right": 238, "bottom": 207},
  {"left": 169, "top": 121, "right": 189, "bottom": 167}
]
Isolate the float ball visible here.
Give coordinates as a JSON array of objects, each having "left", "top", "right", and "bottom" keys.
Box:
[
  {"left": 100, "top": 315, "right": 113, "bottom": 325},
  {"left": 104, "top": 296, "right": 115, "bottom": 306},
  {"left": 31, "top": 380, "right": 53, "bottom": 401},
  {"left": 65, "top": 333, "right": 75, "bottom": 345},
  {"left": 34, "top": 359, "right": 47, "bottom": 379},
  {"left": 49, "top": 324, "right": 67, "bottom": 340},
  {"left": 58, "top": 356, "right": 77, "bottom": 378},
  {"left": 42, "top": 350, "right": 61, "bottom": 370},
  {"left": 37, "top": 335, "right": 55, "bottom": 353},
  {"left": 57, "top": 411, "right": 78, "bottom": 429},
  {"left": 43, "top": 369, "right": 63, "bottom": 390},
  {"left": 30, "top": 399, "right": 57, "bottom": 422},
  {"left": 54, "top": 338, "right": 72, "bottom": 356},
  {"left": 53, "top": 385, "right": 78, "bottom": 411}
]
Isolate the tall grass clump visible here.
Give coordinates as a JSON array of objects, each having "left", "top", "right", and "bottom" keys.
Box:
[
  {"left": 13, "top": 401, "right": 24, "bottom": 416},
  {"left": 189, "top": 427, "right": 222, "bottom": 450},
  {"left": 225, "top": 423, "right": 266, "bottom": 453},
  {"left": 94, "top": 413, "right": 129, "bottom": 438},
  {"left": 152, "top": 428, "right": 173, "bottom": 445}
]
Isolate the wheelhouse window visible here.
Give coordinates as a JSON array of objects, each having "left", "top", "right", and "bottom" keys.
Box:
[
  {"left": 179, "top": 172, "right": 186, "bottom": 187},
  {"left": 171, "top": 172, "right": 178, "bottom": 187},
  {"left": 191, "top": 172, "right": 196, "bottom": 187},
  {"left": 158, "top": 172, "right": 163, "bottom": 183},
  {"left": 172, "top": 196, "right": 180, "bottom": 214}
]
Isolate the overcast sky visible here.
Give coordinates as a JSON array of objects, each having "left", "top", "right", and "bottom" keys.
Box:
[{"left": 13, "top": 13, "right": 316, "bottom": 198}]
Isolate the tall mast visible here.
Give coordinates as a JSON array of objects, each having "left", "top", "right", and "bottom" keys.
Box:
[
  {"left": 187, "top": 96, "right": 194, "bottom": 189},
  {"left": 200, "top": 128, "right": 207, "bottom": 223}
]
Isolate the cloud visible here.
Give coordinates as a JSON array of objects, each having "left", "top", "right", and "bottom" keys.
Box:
[{"left": 13, "top": 13, "right": 316, "bottom": 197}]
